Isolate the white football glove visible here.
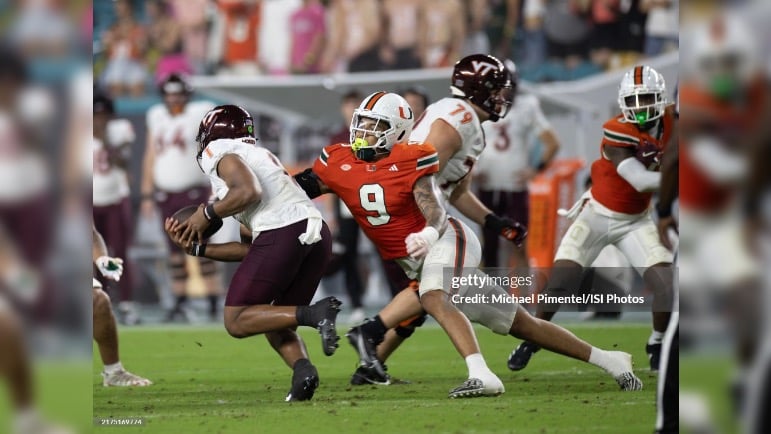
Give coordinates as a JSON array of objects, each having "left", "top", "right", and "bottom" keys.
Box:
[
  {"left": 95, "top": 256, "right": 124, "bottom": 281},
  {"left": 405, "top": 227, "right": 440, "bottom": 260}
]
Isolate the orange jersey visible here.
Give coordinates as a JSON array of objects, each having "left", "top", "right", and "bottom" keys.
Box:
[
  {"left": 590, "top": 108, "right": 674, "bottom": 214},
  {"left": 678, "top": 80, "right": 766, "bottom": 212},
  {"left": 313, "top": 143, "right": 439, "bottom": 260}
]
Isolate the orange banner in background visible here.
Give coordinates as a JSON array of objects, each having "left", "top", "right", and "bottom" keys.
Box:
[{"left": 527, "top": 159, "right": 585, "bottom": 269}]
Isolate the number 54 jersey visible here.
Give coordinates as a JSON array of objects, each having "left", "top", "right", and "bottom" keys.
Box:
[{"left": 313, "top": 142, "right": 439, "bottom": 260}]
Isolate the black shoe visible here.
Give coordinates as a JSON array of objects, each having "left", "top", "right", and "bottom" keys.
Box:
[
  {"left": 507, "top": 341, "right": 540, "bottom": 371},
  {"left": 285, "top": 360, "right": 319, "bottom": 402},
  {"left": 346, "top": 325, "right": 387, "bottom": 379},
  {"left": 309, "top": 297, "right": 342, "bottom": 356},
  {"left": 350, "top": 364, "right": 391, "bottom": 385},
  {"left": 646, "top": 343, "right": 662, "bottom": 371}
]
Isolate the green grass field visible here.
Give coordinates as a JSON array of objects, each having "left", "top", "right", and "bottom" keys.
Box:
[{"left": 93, "top": 323, "right": 658, "bottom": 434}]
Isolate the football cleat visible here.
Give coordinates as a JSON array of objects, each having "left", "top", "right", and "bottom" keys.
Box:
[
  {"left": 615, "top": 372, "right": 643, "bottom": 391},
  {"left": 285, "top": 360, "right": 319, "bottom": 402},
  {"left": 102, "top": 369, "right": 152, "bottom": 387},
  {"left": 646, "top": 342, "right": 662, "bottom": 372},
  {"left": 611, "top": 352, "right": 643, "bottom": 391},
  {"left": 507, "top": 341, "right": 541, "bottom": 371},
  {"left": 350, "top": 364, "right": 391, "bottom": 386},
  {"left": 448, "top": 373, "right": 505, "bottom": 399},
  {"left": 346, "top": 325, "right": 387, "bottom": 379},
  {"left": 309, "top": 296, "right": 342, "bottom": 356}
]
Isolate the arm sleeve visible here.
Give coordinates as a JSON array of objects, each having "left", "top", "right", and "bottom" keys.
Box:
[
  {"left": 616, "top": 157, "right": 662, "bottom": 192},
  {"left": 689, "top": 137, "right": 747, "bottom": 183}
]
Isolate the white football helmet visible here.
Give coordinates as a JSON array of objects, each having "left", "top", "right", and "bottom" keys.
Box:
[
  {"left": 618, "top": 65, "right": 667, "bottom": 125},
  {"left": 683, "top": 13, "right": 760, "bottom": 96},
  {"left": 349, "top": 91, "right": 414, "bottom": 160}
]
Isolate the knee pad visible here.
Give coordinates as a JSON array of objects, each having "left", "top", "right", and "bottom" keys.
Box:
[{"left": 395, "top": 313, "right": 427, "bottom": 339}]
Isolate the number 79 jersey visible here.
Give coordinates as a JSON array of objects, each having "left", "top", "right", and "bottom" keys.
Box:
[
  {"left": 409, "top": 97, "right": 485, "bottom": 200},
  {"left": 313, "top": 142, "right": 439, "bottom": 260}
]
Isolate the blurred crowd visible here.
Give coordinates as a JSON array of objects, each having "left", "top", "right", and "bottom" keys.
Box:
[{"left": 93, "top": 0, "right": 679, "bottom": 97}]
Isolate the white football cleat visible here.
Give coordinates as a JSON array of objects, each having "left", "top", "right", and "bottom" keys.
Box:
[
  {"left": 448, "top": 373, "right": 504, "bottom": 398},
  {"left": 102, "top": 369, "right": 152, "bottom": 387},
  {"left": 610, "top": 351, "right": 643, "bottom": 391}
]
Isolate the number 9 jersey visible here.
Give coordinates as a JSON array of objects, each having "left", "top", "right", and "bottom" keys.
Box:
[{"left": 313, "top": 142, "right": 439, "bottom": 260}]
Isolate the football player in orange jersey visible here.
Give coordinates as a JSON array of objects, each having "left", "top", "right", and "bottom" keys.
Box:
[
  {"left": 294, "top": 91, "right": 643, "bottom": 396},
  {"left": 508, "top": 65, "right": 676, "bottom": 373}
]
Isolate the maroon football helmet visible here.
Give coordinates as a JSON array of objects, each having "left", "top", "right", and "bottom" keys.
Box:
[
  {"left": 450, "top": 54, "right": 514, "bottom": 121},
  {"left": 196, "top": 105, "right": 256, "bottom": 162}
]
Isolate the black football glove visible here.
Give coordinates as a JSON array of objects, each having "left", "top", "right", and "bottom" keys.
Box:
[{"left": 484, "top": 213, "right": 527, "bottom": 247}]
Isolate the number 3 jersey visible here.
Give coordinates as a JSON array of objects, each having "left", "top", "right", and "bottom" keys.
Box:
[{"left": 314, "top": 142, "right": 439, "bottom": 260}]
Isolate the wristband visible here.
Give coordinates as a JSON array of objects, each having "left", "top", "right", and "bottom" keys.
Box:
[
  {"left": 191, "top": 242, "right": 207, "bottom": 257},
  {"left": 536, "top": 161, "right": 548, "bottom": 172},
  {"left": 655, "top": 202, "right": 672, "bottom": 219},
  {"left": 204, "top": 203, "right": 220, "bottom": 221},
  {"left": 483, "top": 213, "right": 505, "bottom": 232}
]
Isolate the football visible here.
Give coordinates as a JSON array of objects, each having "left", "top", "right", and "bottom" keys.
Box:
[
  {"left": 635, "top": 139, "right": 662, "bottom": 170},
  {"left": 171, "top": 205, "right": 223, "bottom": 239}
]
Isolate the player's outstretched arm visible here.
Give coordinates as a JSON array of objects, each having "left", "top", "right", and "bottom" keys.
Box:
[
  {"left": 450, "top": 174, "right": 527, "bottom": 247},
  {"left": 405, "top": 175, "right": 448, "bottom": 259},
  {"left": 448, "top": 172, "right": 493, "bottom": 225},
  {"left": 605, "top": 145, "right": 661, "bottom": 192},
  {"left": 413, "top": 175, "right": 448, "bottom": 235},
  {"left": 294, "top": 168, "right": 333, "bottom": 199}
]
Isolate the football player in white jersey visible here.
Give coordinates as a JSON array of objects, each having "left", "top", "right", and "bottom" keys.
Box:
[
  {"left": 93, "top": 93, "right": 139, "bottom": 325},
  {"left": 477, "top": 60, "right": 561, "bottom": 269},
  {"left": 165, "top": 105, "right": 342, "bottom": 402},
  {"left": 339, "top": 56, "right": 642, "bottom": 392},
  {"left": 140, "top": 74, "right": 222, "bottom": 322}
]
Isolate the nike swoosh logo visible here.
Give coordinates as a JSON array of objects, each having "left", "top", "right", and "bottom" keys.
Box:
[{"left": 642, "top": 151, "right": 656, "bottom": 157}]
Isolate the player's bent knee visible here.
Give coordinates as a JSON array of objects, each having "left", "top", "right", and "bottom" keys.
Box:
[
  {"left": 395, "top": 314, "right": 427, "bottom": 339},
  {"left": 224, "top": 320, "right": 250, "bottom": 339},
  {"left": 93, "top": 288, "right": 111, "bottom": 312},
  {"left": 454, "top": 274, "right": 518, "bottom": 335}
]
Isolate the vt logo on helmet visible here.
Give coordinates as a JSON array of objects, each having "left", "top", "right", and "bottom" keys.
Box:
[
  {"left": 348, "top": 91, "right": 414, "bottom": 162},
  {"left": 450, "top": 54, "right": 515, "bottom": 122},
  {"left": 195, "top": 104, "right": 256, "bottom": 168}
]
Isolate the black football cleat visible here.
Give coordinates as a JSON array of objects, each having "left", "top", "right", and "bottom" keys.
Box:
[
  {"left": 507, "top": 341, "right": 541, "bottom": 371},
  {"left": 309, "top": 296, "right": 342, "bottom": 356},
  {"left": 646, "top": 343, "right": 662, "bottom": 372},
  {"left": 350, "top": 364, "right": 391, "bottom": 386},
  {"left": 346, "top": 325, "right": 387, "bottom": 379},
  {"left": 285, "top": 359, "right": 319, "bottom": 402}
]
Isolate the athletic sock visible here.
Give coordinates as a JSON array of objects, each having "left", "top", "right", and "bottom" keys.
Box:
[
  {"left": 648, "top": 330, "right": 664, "bottom": 345},
  {"left": 361, "top": 315, "right": 387, "bottom": 343},
  {"left": 465, "top": 353, "right": 491, "bottom": 379},
  {"left": 588, "top": 347, "right": 625, "bottom": 377},
  {"left": 174, "top": 295, "right": 188, "bottom": 310},
  {"left": 295, "top": 306, "right": 314, "bottom": 327},
  {"left": 207, "top": 295, "right": 218, "bottom": 315},
  {"left": 103, "top": 361, "right": 124, "bottom": 375},
  {"left": 293, "top": 358, "right": 312, "bottom": 371}
]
